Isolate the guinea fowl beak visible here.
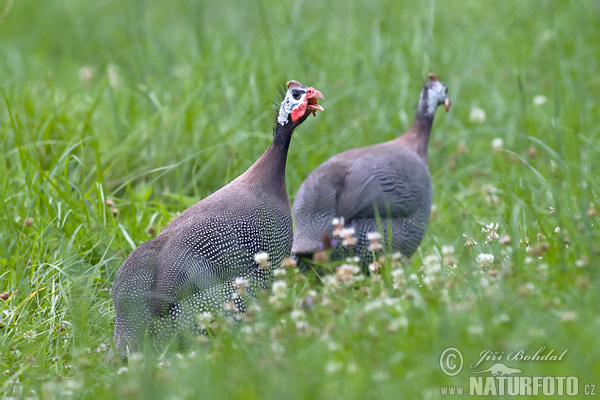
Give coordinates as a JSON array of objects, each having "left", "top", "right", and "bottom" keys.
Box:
[
  {"left": 305, "top": 87, "right": 324, "bottom": 116},
  {"left": 444, "top": 97, "right": 451, "bottom": 112}
]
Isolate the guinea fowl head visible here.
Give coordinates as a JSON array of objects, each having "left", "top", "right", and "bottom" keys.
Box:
[
  {"left": 419, "top": 73, "right": 451, "bottom": 116},
  {"left": 277, "top": 80, "right": 324, "bottom": 127}
]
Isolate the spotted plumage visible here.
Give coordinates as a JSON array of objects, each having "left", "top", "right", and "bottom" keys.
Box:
[
  {"left": 292, "top": 73, "right": 449, "bottom": 264},
  {"left": 112, "top": 80, "right": 323, "bottom": 357}
]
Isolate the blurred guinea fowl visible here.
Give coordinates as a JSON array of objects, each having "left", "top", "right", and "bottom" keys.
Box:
[
  {"left": 292, "top": 73, "right": 449, "bottom": 264},
  {"left": 112, "top": 80, "right": 323, "bottom": 357}
]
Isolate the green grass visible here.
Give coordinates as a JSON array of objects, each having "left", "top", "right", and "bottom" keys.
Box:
[{"left": 1, "top": 0, "right": 599, "bottom": 398}]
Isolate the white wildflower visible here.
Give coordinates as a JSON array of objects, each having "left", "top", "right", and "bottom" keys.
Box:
[
  {"left": 325, "top": 361, "right": 343, "bottom": 374},
  {"left": 423, "top": 254, "right": 441, "bottom": 274},
  {"left": 335, "top": 263, "right": 361, "bottom": 283},
  {"left": 340, "top": 227, "right": 357, "bottom": 247},
  {"left": 481, "top": 222, "right": 500, "bottom": 243},
  {"left": 367, "top": 231, "right": 383, "bottom": 251},
  {"left": 441, "top": 246, "right": 454, "bottom": 256},
  {"left": 492, "top": 138, "right": 504, "bottom": 153},
  {"left": 254, "top": 252, "right": 269, "bottom": 265},
  {"left": 290, "top": 309, "right": 305, "bottom": 321},
  {"left": 78, "top": 66, "right": 95, "bottom": 83},
  {"left": 332, "top": 217, "right": 345, "bottom": 237},
  {"left": 198, "top": 312, "right": 213, "bottom": 329},
  {"left": 469, "top": 107, "right": 486, "bottom": 123},
  {"left": 387, "top": 317, "right": 409, "bottom": 332},
  {"left": 224, "top": 301, "right": 238, "bottom": 312},
  {"left": 368, "top": 262, "right": 382, "bottom": 273},
  {"left": 95, "top": 343, "right": 109, "bottom": 353},
  {"left": 107, "top": 64, "right": 121, "bottom": 88},
  {"left": 492, "top": 313, "right": 510, "bottom": 325},
  {"left": 273, "top": 268, "right": 286, "bottom": 278},
  {"left": 575, "top": 258, "right": 588, "bottom": 267},
  {"left": 476, "top": 253, "right": 494, "bottom": 268},
  {"left": 117, "top": 367, "right": 128, "bottom": 375},
  {"left": 467, "top": 325, "right": 484, "bottom": 336},
  {"left": 554, "top": 226, "right": 561, "bottom": 234},
  {"left": 23, "top": 330, "right": 36, "bottom": 343},
  {"left": 234, "top": 277, "right": 249, "bottom": 294},
  {"left": 272, "top": 280, "right": 286, "bottom": 296},
  {"left": 533, "top": 95, "right": 547, "bottom": 106},
  {"left": 366, "top": 231, "right": 381, "bottom": 241}
]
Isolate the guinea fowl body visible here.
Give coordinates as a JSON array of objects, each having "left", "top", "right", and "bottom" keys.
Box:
[
  {"left": 112, "top": 81, "right": 323, "bottom": 357},
  {"left": 292, "top": 74, "right": 449, "bottom": 263}
]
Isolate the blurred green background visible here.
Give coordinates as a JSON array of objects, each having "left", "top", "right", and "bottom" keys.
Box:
[{"left": 1, "top": 0, "right": 598, "bottom": 398}]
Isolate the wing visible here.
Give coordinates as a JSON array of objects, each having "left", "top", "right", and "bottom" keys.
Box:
[{"left": 337, "top": 152, "right": 431, "bottom": 220}]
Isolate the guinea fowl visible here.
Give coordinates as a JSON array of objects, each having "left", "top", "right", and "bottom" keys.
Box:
[
  {"left": 112, "top": 80, "right": 324, "bottom": 357},
  {"left": 292, "top": 73, "right": 449, "bottom": 264}
]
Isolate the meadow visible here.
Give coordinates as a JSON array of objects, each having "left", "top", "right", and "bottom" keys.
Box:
[{"left": 1, "top": 0, "right": 599, "bottom": 398}]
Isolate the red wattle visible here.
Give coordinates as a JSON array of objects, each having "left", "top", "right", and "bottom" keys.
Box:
[{"left": 291, "top": 100, "right": 308, "bottom": 122}]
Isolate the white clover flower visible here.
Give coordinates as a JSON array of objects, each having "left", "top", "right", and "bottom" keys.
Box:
[
  {"left": 492, "top": 138, "right": 504, "bottom": 152},
  {"left": 464, "top": 237, "right": 477, "bottom": 247},
  {"left": 234, "top": 277, "right": 249, "bottom": 294},
  {"left": 254, "top": 252, "right": 269, "bottom": 264},
  {"left": 533, "top": 95, "right": 547, "bottom": 106},
  {"left": 224, "top": 301, "right": 238, "bottom": 312},
  {"left": 423, "top": 254, "right": 441, "bottom": 274},
  {"left": 290, "top": 309, "right": 305, "bottom": 321},
  {"left": 367, "top": 231, "right": 383, "bottom": 252},
  {"left": 295, "top": 320, "right": 309, "bottom": 331},
  {"left": 467, "top": 325, "right": 484, "bottom": 336},
  {"left": 441, "top": 246, "right": 454, "bottom": 256},
  {"left": 575, "top": 258, "right": 588, "bottom": 267},
  {"left": 325, "top": 361, "right": 343, "bottom": 374},
  {"left": 391, "top": 268, "right": 404, "bottom": 280},
  {"left": 368, "top": 262, "right": 381, "bottom": 273},
  {"left": 78, "top": 66, "right": 95, "bottom": 83},
  {"left": 481, "top": 222, "right": 500, "bottom": 243},
  {"left": 387, "top": 317, "right": 408, "bottom": 332},
  {"left": 340, "top": 227, "right": 355, "bottom": 236},
  {"left": 366, "top": 231, "right": 381, "bottom": 241},
  {"left": 469, "top": 107, "right": 486, "bottom": 123},
  {"left": 273, "top": 268, "right": 286, "bottom": 278},
  {"left": 95, "top": 343, "right": 109, "bottom": 353},
  {"left": 107, "top": 64, "right": 121, "bottom": 88},
  {"left": 335, "top": 263, "right": 361, "bottom": 283},
  {"left": 492, "top": 313, "right": 510, "bottom": 325},
  {"left": 476, "top": 253, "right": 494, "bottom": 268},
  {"left": 332, "top": 217, "right": 345, "bottom": 237},
  {"left": 272, "top": 280, "right": 286, "bottom": 296},
  {"left": 23, "top": 330, "right": 36, "bottom": 343},
  {"left": 198, "top": 312, "right": 213, "bottom": 328}
]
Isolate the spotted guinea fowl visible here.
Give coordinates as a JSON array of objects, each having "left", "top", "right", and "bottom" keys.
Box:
[
  {"left": 292, "top": 73, "right": 449, "bottom": 264},
  {"left": 112, "top": 80, "right": 324, "bottom": 357}
]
